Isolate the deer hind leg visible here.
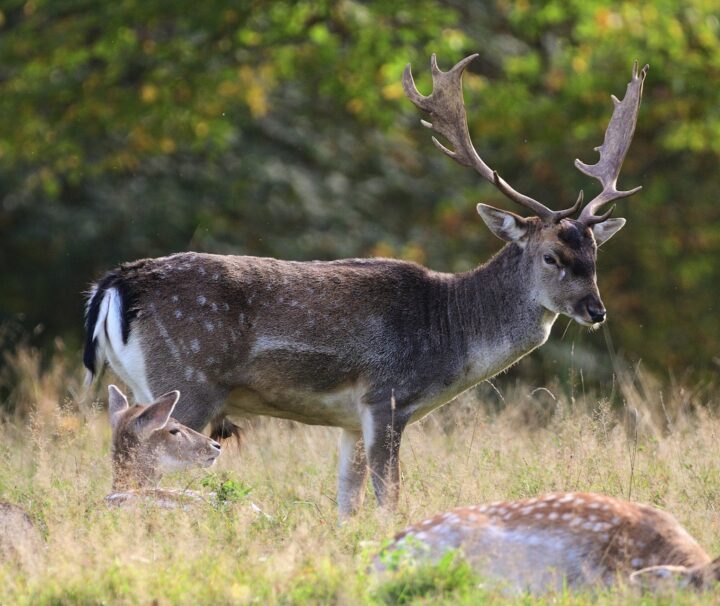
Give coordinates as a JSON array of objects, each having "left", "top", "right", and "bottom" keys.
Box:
[
  {"left": 363, "top": 409, "right": 406, "bottom": 511},
  {"left": 337, "top": 429, "right": 368, "bottom": 519}
]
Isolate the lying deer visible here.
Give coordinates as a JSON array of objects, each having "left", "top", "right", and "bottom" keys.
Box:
[
  {"left": 105, "top": 385, "right": 221, "bottom": 508},
  {"left": 376, "top": 492, "right": 718, "bottom": 593},
  {"left": 84, "top": 55, "right": 648, "bottom": 517},
  {"left": 0, "top": 500, "right": 42, "bottom": 567}
]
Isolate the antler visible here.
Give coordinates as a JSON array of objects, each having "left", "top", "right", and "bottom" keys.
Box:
[
  {"left": 576, "top": 61, "right": 649, "bottom": 225},
  {"left": 403, "top": 54, "right": 580, "bottom": 223}
]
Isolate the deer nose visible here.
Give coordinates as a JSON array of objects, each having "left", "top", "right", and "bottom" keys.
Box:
[{"left": 586, "top": 302, "right": 606, "bottom": 324}]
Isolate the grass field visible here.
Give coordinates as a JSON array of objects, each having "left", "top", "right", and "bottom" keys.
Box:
[{"left": 1, "top": 347, "right": 720, "bottom": 604}]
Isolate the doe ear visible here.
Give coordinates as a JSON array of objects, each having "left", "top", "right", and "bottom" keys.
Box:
[
  {"left": 134, "top": 390, "right": 180, "bottom": 439},
  {"left": 477, "top": 204, "right": 529, "bottom": 244},
  {"left": 592, "top": 217, "right": 626, "bottom": 247},
  {"left": 629, "top": 565, "right": 697, "bottom": 591},
  {"left": 108, "top": 385, "right": 129, "bottom": 431}
]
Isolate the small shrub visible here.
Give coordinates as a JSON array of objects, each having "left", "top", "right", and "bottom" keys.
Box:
[
  {"left": 373, "top": 550, "right": 479, "bottom": 605},
  {"left": 201, "top": 473, "right": 252, "bottom": 504}
]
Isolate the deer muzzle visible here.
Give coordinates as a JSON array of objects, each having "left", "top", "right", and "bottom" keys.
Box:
[{"left": 576, "top": 294, "right": 606, "bottom": 325}]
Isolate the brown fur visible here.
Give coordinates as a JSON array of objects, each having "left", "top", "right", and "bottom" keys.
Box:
[
  {"left": 85, "top": 55, "right": 645, "bottom": 516},
  {"left": 86, "top": 214, "right": 619, "bottom": 516},
  {"left": 382, "top": 493, "right": 713, "bottom": 592},
  {"left": 107, "top": 386, "right": 221, "bottom": 491},
  {"left": 0, "top": 500, "right": 42, "bottom": 567}
]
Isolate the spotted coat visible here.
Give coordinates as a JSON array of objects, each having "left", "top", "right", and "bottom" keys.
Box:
[{"left": 379, "top": 492, "right": 715, "bottom": 592}]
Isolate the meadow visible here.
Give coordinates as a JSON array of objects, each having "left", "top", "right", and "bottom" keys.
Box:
[
  {"left": 0, "top": 346, "right": 719, "bottom": 605},
  {"left": 2, "top": 2, "right": 720, "bottom": 604}
]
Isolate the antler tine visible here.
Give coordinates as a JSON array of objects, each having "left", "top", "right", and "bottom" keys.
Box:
[
  {"left": 555, "top": 190, "right": 584, "bottom": 220},
  {"left": 577, "top": 61, "right": 649, "bottom": 224},
  {"left": 403, "top": 54, "right": 556, "bottom": 221},
  {"left": 585, "top": 203, "right": 616, "bottom": 226}
]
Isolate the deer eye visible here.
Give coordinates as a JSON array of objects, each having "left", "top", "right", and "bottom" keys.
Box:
[
  {"left": 169, "top": 428, "right": 181, "bottom": 436},
  {"left": 543, "top": 254, "right": 557, "bottom": 266}
]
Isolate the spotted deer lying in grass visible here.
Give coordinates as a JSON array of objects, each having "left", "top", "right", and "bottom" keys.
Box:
[
  {"left": 84, "top": 55, "right": 648, "bottom": 517},
  {"left": 377, "top": 492, "right": 719, "bottom": 593},
  {"left": 0, "top": 500, "right": 42, "bottom": 567},
  {"left": 105, "top": 385, "right": 221, "bottom": 508}
]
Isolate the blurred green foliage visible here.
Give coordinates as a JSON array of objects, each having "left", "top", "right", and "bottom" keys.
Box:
[{"left": 1, "top": 0, "right": 719, "bottom": 378}]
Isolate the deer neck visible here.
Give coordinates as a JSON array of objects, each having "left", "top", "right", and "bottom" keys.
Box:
[
  {"left": 111, "top": 450, "right": 160, "bottom": 491},
  {"left": 448, "top": 243, "right": 557, "bottom": 381}
]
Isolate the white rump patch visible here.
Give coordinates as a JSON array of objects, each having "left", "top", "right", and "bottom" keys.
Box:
[{"left": 95, "top": 288, "right": 152, "bottom": 402}]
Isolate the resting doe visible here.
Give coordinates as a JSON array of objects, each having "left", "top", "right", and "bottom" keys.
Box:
[
  {"left": 377, "top": 492, "right": 719, "bottom": 593},
  {"left": 0, "top": 500, "right": 42, "bottom": 567},
  {"left": 105, "top": 385, "right": 221, "bottom": 508}
]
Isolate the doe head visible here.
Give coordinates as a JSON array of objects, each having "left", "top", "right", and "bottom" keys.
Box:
[
  {"left": 108, "top": 385, "right": 221, "bottom": 488},
  {"left": 630, "top": 561, "right": 716, "bottom": 592}
]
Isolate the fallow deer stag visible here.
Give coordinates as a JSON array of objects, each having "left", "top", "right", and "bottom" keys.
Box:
[
  {"left": 105, "top": 385, "right": 221, "bottom": 508},
  {"left": 84, "top": 55, "right": 647, "bottom": 517},
  {"left": 376, "top": 492, "right": 718, "bottom": 593}
]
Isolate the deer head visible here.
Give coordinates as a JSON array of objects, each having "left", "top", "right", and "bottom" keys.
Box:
[
  {"left": 631, "top": 556, "right": 720, "bottom": 591},
  {"left": 403, "top": 55, "right": 648, "bottom": 327},
  {"left": 108, "top": 385, "right": 221, "bottom": 490}
]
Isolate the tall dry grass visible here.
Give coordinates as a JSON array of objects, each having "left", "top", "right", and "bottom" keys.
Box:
[{"left": 1, "top": 345, "right": 719, "bottom": 604}]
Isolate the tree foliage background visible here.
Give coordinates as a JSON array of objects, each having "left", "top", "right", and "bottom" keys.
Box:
[{"left": 1, "top": 0, "right": 719, "bottom": 382}]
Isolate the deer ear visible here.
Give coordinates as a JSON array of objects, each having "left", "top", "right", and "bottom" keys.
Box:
[
  {"left": 134, "top": 391, "right": 180, "bottom": 438},
  {"left": 629, "top": 565, "right": 696, "bottom": 590},
  {"left": 477, "top": 204, "right": 529, "bottom": 244},
  {"left": 592, "top": 218, "right": 626, "bottom": 247},
  {"left": 108, "top": 385, "right": 129, "bottom": 431}
]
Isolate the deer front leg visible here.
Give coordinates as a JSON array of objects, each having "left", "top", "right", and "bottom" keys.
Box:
[
  {"left": 337, "top": 429, "right": 368, "bottom": 519},
  {"left": 363, "top": 409, "right": 406, "bottom": 511}
]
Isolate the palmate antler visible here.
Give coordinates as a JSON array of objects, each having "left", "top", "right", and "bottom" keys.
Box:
[
  {"left": 403, "top": 54, "right": 648, "bottom": 226},
  {"left": 576, "top": 61, "right": 649, "bottom": 225}
]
